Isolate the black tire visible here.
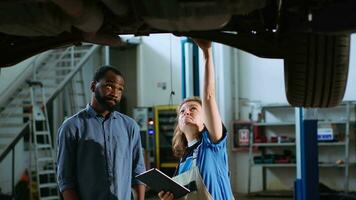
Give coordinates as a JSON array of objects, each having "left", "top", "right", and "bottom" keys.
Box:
[{"left": 284, "top": 33, "right": 350, "bottom": 108}]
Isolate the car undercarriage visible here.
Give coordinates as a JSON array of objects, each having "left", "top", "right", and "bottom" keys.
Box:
[{"left": 0, "top": 0, "right": 355, "bottom": 107}]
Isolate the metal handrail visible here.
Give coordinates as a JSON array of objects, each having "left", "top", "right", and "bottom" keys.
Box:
[
  {"left": 0, "top": 50, "right": 53, "bottom": 107},
  {"left": 47, "top": 45, "right": 99, "bottom": 103},
  {"left": 0, "top": 49, "right": 63, "bottom": 116},
  {"left": 0, "top": 122, "right": 30, "bottom": 197},
  {"left": 0, "top": 122, "right": 30, "bottom": 162}
]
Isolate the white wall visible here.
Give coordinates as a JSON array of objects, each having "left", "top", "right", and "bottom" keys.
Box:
[
  {"left": 110, "top": 45, "right": 138, "bottom": 116},
  {"left": 137, "top": 34, "right": 183, "bottom": 106},
  {"left": 0, "top": 58, "right": 34, "bottom": 94},
  {"left": 238, "top": 51, "right": 286, "bottom": 104},
  {"left": 343, "top": 34, "right": 356, "bottom": 100}
]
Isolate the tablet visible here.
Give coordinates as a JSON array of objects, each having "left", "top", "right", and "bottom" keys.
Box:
[{"left": 135, "top": 168, "right": 190, "bottom": 198}]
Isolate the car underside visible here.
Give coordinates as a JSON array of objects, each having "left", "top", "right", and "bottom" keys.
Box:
[{"left": 0, "top": 0, "right": 355, "bottom": 108}]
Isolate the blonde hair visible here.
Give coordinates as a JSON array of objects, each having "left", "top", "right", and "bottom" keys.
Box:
[{"left": 172, "top": 96, "right": 202, "bottom": 158}]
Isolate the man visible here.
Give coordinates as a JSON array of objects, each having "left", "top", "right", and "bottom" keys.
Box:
[{"left": 56, "top": 66, "right": 146, "bottom": 200}]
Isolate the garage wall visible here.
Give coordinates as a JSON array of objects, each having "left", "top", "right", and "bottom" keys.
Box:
[
  {"left": 110, "top": 45, "right": 138, "bottom": 117},
  {"left": 137, "top": 34, "right": 183, "bottom": 107}
]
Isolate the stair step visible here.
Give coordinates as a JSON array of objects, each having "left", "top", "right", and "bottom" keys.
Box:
[
  {"left": 44, "top": 84, "right": 59, "bottom": 89},
  {"left": 38, "top": 75, "right": 68, "bottom": 80},
  {"left": 37, "top": 144, "right": 52, "bottom": 149},
  {"left": 0, "top": 122, "right": 25, "bottom": 127},
  {"left": 0, "top": 133, "right": 16, "bottom": 138},
  {"left": 17, "top": 93, "right": 51, "bottom": 99},
  {"left": 53, "top": 68, "right": 73, "bottom": 72},
  {"left": 71, "top": 106, "right": 86, "bottom": 110},
  {"left": 35, "top": 131, "right": 50, "bottom": 136},
  {"left": 70, "top": 93, "right": 85, "bottom": 96},
  {"left": 41, "top": 66, "right": 73, "bottom": 71},
  {"left": 0, "top": 113, "right": 31, "bottom": 117},
  {"left": 41, "top": 196, "right": 59, "bottom": 200},
  {"left": 38, "top": 170, "right": 56, "bottom": 175},
  {"left": 52, "top": 49, "right": 89, "bottom": 56},
  {"left": 37, "top": 157, "right": 53, "bottom": 162},
  {"left": 8, "top": 98, "right": 40, "bottom": 103},
  {"left": 8, "top": 103, "right": 32, "bottom": 107},
  {"left": 39, "top": 183, "right": 57, "bottom": 189},
  {"left": 59, "top": 57, "right": 81, "bottom": 62},
  {"left": 18, "top": 89, "right": 51, "bottom": 94}
]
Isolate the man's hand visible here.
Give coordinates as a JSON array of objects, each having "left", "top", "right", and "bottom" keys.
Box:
[
  {"left": 62, "top": 189, "right": 79, "bottom": 200},
  {"left": 133, "top": 184, "right": 145, "bottom": 200},
  {"left": 158, "top": 191, "right": 174, "bottom": 200}
]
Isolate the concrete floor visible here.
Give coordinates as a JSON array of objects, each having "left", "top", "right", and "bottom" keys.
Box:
[
  {"left": 237, "top": 196, "right": 292, "bottom": 200},
  {"left": 145, "top": 193, "right": 293, "bottom": 200},
  {"left": 146, "top": 197, "right": 292, "bottom": 200}
]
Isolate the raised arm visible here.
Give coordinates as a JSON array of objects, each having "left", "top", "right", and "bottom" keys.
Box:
[{"left": 194, "top": 39, "right": 223, "bottom": 143}]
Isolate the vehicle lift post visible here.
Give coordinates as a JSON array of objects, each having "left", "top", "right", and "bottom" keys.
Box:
[{"left": 295, "top": 108, "right": 319, "bottom": 200}]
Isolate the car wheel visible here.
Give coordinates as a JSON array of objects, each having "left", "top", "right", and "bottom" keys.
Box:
[{"left": 284, "top": 33, "right": 350, "bottom": 107}]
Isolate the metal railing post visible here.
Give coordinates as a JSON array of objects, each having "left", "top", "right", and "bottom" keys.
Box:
[{"left": 12, "top": 148, "right": 15, "bottom": 198}]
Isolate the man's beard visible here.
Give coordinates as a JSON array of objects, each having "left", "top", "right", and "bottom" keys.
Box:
[{"left": 95, "top": 89, "right": 119, "bottom": 112}]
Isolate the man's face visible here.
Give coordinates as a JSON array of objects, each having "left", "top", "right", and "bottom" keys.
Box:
[{"left": 94, "top": 70, "right": 125, "bottom": 112}]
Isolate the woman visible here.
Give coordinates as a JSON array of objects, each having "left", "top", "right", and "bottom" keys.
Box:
[{"left": 158, "top": 39, "right": 234, "bottom": 200}]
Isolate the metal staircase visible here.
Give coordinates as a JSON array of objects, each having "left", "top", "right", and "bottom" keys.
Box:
[{"left": 0, "top": 43, "right": 99, "bottom": 199}]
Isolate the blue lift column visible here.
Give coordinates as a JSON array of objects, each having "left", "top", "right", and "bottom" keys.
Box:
[
  {"left": 294, "top": 108, "right": 319, "bottom": 200},
  {"left": 181, "top": 38, "right": 200, "bottom": 99}
]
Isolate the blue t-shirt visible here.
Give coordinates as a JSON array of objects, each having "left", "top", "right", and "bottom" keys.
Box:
[
  {"left": 56, "top": 104, "right": 145, "bottom": 200},
  {"left": 177, "top": 125, "right": 233, "bottom": 200}
]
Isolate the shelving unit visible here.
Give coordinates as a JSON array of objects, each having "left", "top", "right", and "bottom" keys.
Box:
[
  {"left": 244, "top": 101, "right": 356, "bottom": 194},
  {"left": 154, "top": 105, "right": 178, "bottom": 176}
]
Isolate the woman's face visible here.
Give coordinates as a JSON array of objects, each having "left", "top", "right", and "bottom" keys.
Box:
[{"left": 178, "top": 101, "right": 204, "bottom": 132}]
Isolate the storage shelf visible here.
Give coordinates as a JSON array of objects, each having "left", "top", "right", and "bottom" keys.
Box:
[
  {"left": 252, "top": 142, "right": 345, "bottom": 147},
  {"left": 318, "top": 142, "right": 345, "bottom": 146},
  {"left": 252, "top": 163, "right": 296, "bottom": 167},
  {"left": 243, "top": 101, "right": 356, "bottom": 194},
  {"left": 255, "top": 120, "right": 350, "bottom": 126},
  {"left": 319, "top": 163, "right": 345, "bottom": 168},
  {"left": 253, "top": 143, "right": 295, "bottom": 147},
  {"left": 260, "top": 103, "right": 292, "bottom": 108},
  {"left": 252, "top": 163, "right": 346, "bottom": 168},
  {"left": 254, "top": 122, "right": 295, "bottom": 126},
  {"left": 155, "top": 105, "right": 178, "bottom": 172},
  {"left": 318, "top": 120, "right": 348, "bottom": 124}
]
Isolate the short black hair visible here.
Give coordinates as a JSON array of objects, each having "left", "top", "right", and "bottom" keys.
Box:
[{"left": 93, "top": 65, "right": 124, "bottom": 82}]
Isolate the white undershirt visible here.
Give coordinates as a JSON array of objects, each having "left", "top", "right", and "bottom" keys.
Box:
[{"left": 188, "top": 139, "right": 198, "bottom": 147}]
